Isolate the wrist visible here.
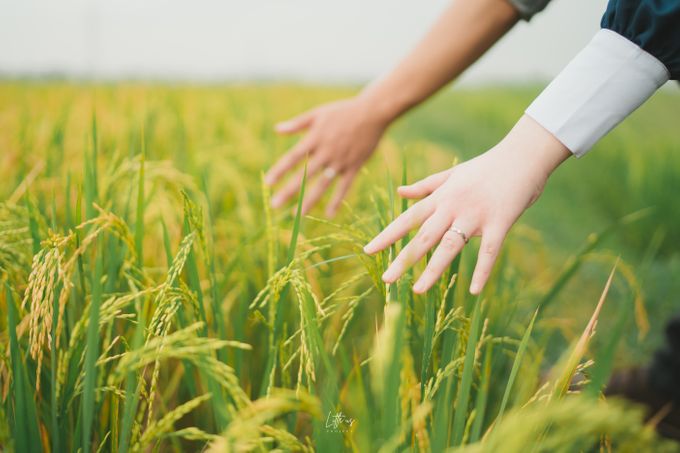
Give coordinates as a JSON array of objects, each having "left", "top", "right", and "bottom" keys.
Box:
[
  {"left": 497, "top": 114, "right": 571, "bottom": 177},
  {"left": 356, "top": 83, "right": 410, "bottom": 127}
]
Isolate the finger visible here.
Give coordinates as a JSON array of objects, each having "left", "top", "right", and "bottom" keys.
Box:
[
  {"left": 469, "top": 226, "right": 508, "bottom": 295},
  {"left": 382, "top": 209, "right": 451, "bottom": 283},
  {"left": 271, "top": 156, "right": 325, "bottom": 209},
  {"left": 413, "top": 222, "right": 472, "bottom": 294},
  {"left": 397, "top": 168, "right": 453, "bottom": 200},
  {"left": 275, "top": 110, "right": 315, "bottom": 135},
  {"left": 325, "top": 169, "right": 358, "bottom": 218},
  {"left": 265, "top": 134, "right": 316, "bottom": 186},
  {"left": 300, "top": 172, "right": 335, "bottom": 215},
  {"left": 363, "top": 199, "right": 435, "bottom": 255}
]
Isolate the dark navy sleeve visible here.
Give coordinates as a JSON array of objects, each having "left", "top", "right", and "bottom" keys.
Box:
[
  {"left": 507, "top": 0, "right": 552, "bottom": 20},
  {"left": 602, "top": 0, "right": 680, "bottom": 80}
]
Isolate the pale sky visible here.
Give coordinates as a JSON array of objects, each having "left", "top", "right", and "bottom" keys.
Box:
[{"left": 0, "top": 0, "right": 608, "bottom": 85}]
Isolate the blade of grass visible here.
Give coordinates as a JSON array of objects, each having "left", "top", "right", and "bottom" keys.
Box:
[
  {"left": 81, "top": 239, "right": 104, "bottom": 453},
  {"left": 469, "top": 343, "right": 493, "bottom": 443},
  {"left": 302, "top": 289, "right": 341, "bottom": 452},
  {"left": 6, "top": 283, "right": 43, "bottom": 453},
  {"left": 182, "top": 220, "right": 230, "bottom": 429},
  {"left": 258, "top": 160, "right": 308, "bottom": 397},
  {"left": 451, "top": 297, "right": 483, "bottom": 446},
  {"left": 384, "top": 301, "right": 406, "bottom": 447},
  {"left": 552, "top": 260, "right": 618, "bottom": 399},
  {"left": 84, "top": 114, "right": 98, "bottom": 221},
  {"left": 25, "top": 195, "right": 41, "bottom": 255},
  {"left": 50, "top": 285, "right": 63, "bottom": 452},
  {"left": 420, "top": 295, "right": 436, "bottom": 400},
  {"left": 160, "top": 218, "right": 198, "bottom": 398},
  {"left": 183, "top": 217, "right": 209, "bottom": 330},
  {"left": 399, "top": 158, "right": 419, "bottom": 364},
  {"left": 118, "top": 298, "right": 148, "bottom": 453},
  {"left": 496, "top": 309, "right": 538, "bottom": 424},
  {"left": 200, "top": 171, "right": 228, "bottom": 363},
  {"left": 584, "top": 299, "right": 630, "bottom": 399},
  {"left": 431, "top": 256, "right": 463, "bottom": 450},
  {"left": 134, "top": 144, "right": 145, "bottom": 268}
]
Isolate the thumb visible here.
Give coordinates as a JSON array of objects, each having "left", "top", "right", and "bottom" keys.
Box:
[
  {"left": 397, "top": 168, "right": 453, "bottom": 199},
  {"left": 275, "top": 110, "right": 315, "bottom": 134}
]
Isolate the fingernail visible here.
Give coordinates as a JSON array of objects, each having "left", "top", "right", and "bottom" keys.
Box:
[
  {"left": 382, "top": 270, "right": 394, "bottom": 282},
  {"left": 469, "top": 282, "right": 480, "bottom": 294},
  {"left": 413, "top": 281, "right": 424, "bottom": 293},
  {"left": 276, "top": 121, "right": 291, "bottom": 131},
  {"left": 271, "top": 197, "right": 281, "bottom": 208},
  {"left": 363, "top": 242, "right": 375, "bottom": 254}
]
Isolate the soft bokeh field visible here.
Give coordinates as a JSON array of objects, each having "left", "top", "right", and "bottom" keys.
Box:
[{"left": 0, "top": 82, "right": 678, "bottom": 452}]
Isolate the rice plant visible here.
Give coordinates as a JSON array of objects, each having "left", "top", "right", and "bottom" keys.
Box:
[{"left": 0, "top": 83, "right": 676, "bottom": 452}]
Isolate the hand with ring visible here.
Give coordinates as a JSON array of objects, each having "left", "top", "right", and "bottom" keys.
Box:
[
  {"left": 363, "top": 115, "right": 572, "bottom": 295},
  {"left": 265, "top": 96, "right": 391, "bottom": 217}
]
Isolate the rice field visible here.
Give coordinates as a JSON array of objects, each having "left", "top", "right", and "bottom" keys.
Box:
[{"left": 1, "top": 82, "right": 679, "bottom": 452}]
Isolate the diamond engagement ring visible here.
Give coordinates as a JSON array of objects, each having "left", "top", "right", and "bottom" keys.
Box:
[
  {"left": 322, "top": 167, "right": 337, "bottom": 179},
  {"left": 448, "top": 226, "right": 469, "bottom": 244}
]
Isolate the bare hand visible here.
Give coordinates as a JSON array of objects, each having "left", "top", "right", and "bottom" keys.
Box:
[
  {"left": 265, "top": 97, "right": 389, "bottom": 217},
  {"left": 363, "top": 115, "right": 571, "bottom": 295}
]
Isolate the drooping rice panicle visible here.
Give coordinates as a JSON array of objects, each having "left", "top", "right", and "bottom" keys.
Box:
[{"left": 1, "top": 84, "right": 675, "bottom": 453}]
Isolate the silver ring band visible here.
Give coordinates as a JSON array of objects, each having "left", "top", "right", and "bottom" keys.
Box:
[
  {"left": 322, "top": 167, "right": 337, "bottom": 179},
  {"left": 448, "top": 226, "right": 469, "bottom": 244}
]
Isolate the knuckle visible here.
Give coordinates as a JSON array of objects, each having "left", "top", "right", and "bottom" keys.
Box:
[
  {"left": 416, "top": 230, "right": 432, "bottom": 245},
  {"left": 440, "top": 231, "right": 459, "bottom": 250},
  {"left": 297, "top": 138, "right": 316, "bottom": 155},
  {"left": 403, "top": 212, "right": 418, "bottom": 228},
  {"left": 481, "top": 243, "right": 497, "bottom": 257},
  {"left": 400, "top": 247, "right": 418, "bottom": 265}
]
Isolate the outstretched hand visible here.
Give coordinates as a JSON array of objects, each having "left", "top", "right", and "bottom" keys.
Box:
[
  {"left": 265, "top": 97, "right": 390, "bottom": 217},
  {"left": 363, "top": 115, "right": 571, "bottom": 295}
]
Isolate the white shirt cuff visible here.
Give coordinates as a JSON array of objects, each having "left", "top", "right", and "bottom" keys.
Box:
[{"left": 525, "top": 28, "right": 669, "bottom": 157}]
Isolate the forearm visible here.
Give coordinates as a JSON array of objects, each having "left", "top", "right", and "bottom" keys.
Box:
[{"left": 358, "top": 0, "right": 520, "bottom": 124}]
